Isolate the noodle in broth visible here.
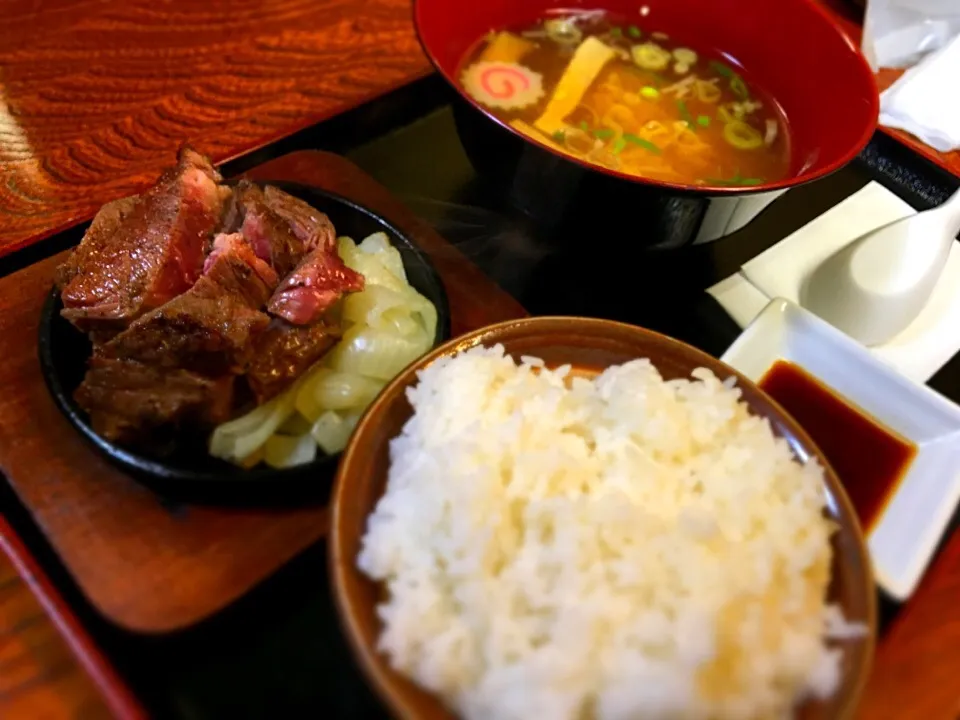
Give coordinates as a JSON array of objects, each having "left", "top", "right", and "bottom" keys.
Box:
[{"left": 458, "top": 10, "right": 791, "bottom": 187}]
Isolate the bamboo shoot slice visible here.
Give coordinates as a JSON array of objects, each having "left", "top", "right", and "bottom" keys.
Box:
[
  {"left": 534, "top": 37, "right": 616, "bottom": 137},
  {"left": 479, "top": 32, "right": 536, "bottom": 64},
  {"left": 508, "top": 119, "right": 567, "bottom": 152}
]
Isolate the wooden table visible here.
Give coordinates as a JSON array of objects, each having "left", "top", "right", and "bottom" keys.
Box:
[
  {"left": 0, "top": 0, "right": 433, "bottom": 715},
  {"left": 2, "top": 0, "right": 956, "bottom": 260},
  {"left": 0, "top": 517, "right": 143, "bottom": 720},
  {"left": 0, "top": 0, "right": 959, "bottom": 718},
  {"left": 0, "top": 0, "right": 432, "bottom": 255}
]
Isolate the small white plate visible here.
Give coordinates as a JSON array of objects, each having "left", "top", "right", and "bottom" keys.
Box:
[{"left": 722, "top": 297, "right": 960, "bottom": 600}]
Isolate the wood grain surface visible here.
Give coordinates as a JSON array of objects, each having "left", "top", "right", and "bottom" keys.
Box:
[
  {"left": 0, "top": 1, "right": 955, "bottom": 716},
  {"left": 812, "top": 0, "right": 960, "bottom": 182},
  {"left": 857, "top": 534, "right": 960, "bottom": 720},
  {"left": 0, "top": 0, "right": 432, "bottom": 256},
  {"left": 0, "top": 517, "right": 144, "bottom": 720},
  {"left": 0, "top": 150, "right": 527, "bottom": 633},
  {"left": 1, "top": 0, "right": 956, "bottom": 263}
]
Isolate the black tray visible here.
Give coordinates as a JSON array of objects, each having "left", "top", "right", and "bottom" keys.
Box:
[{"left": 5, "top": 76, "right": 960, "bottom": 719}]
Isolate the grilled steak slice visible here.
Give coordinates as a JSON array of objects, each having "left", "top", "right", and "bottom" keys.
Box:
[
  {"left": 234, "top": 181, "right": 307, "bottom": 278},
  {"left": 97, "top": 234, "right": 275, "bottom": 376},
  {"left": 56, "top": 196, "right": 139, "bottom": 291},
  {"left": 267, "top": 245, "right": 364, "bottom": 326},
  {"left": 263, "top": 186, "right": 336, "bottom": 252},
  {"left": 203, "top": 232, "right": 279, "bottom": 297},
  {"left": 246, "top": 321, "right": 341, "bottom": 404},
  {"left": 76, "top": 357, "right": 234, "bottom": 445},
  {"left": 59, "top": 147, "right": 228, "bottom": 334}
]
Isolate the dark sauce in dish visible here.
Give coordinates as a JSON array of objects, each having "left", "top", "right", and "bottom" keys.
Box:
[{"left": 759, "top": 360, "right": 916, "bottom": 531}]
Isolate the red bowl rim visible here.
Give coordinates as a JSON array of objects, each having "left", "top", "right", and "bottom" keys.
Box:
[{"left": 411, "top": 0, "right": 880, "bottom": 196}]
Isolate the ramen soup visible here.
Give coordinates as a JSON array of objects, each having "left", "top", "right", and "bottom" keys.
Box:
[{"left": 457, "top": 10, "right": 791, "bottom": 187}]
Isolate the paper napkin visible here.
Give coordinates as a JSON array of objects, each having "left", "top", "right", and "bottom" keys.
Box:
[
  {"left": 881, "top": 34, "right": 960, "bottom": 153},
  {"left": 708, "top": 182, "right": 960, "bottom": 383}
]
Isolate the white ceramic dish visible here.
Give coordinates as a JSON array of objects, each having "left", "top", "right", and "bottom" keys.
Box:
[{"left": 722, "top": 297, "right": 960, "bottom": 600}]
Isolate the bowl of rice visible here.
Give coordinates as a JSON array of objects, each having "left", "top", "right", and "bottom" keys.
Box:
[{"left": 330, "top": 316, "right": 876, "bottom": 720}]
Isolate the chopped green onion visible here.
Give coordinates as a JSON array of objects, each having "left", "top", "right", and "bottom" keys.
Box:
[
  {"left": 623, "top": 133, "right": 661, "bottom": 154},
  {"left": 706, "top": 175, "right": 765, "bottom": 187},
  {"left": 730, "top": 75, "right": 750, "bottom": 99},
  {"left": 545, "top": 18, "right": 583, "bottom": 45},
  {"left": 579, "top": 120, "right": 589, "bottom": 131},
  {"left": 677, "top": 100, "right": 694, "bottom": 128},
  {"left": 709, "top": 60, "right": 735, "bottom": 78},
  {"left": 697, "top": 115, "right": 711, "bottom": 127},
  {"left": 552, "top": 130, "right": 566, "bottom": 143},
  {"left": 592, "top": 128, "right": 615, "bottom": 140},
  {"left": 612, "top": 136, "right": 628, "bottom": 154},
  {"left": 640, "top": 86, "right": 659, "bottom": 99},
  {"left": 610, "top": 26, "right": 623, "bottom": 37},
  {"left": 627, "top": 25, "right": 641, "bottom": 38},
  {"left": 709, "top": 59, "right": 750, "bottom": 98}
]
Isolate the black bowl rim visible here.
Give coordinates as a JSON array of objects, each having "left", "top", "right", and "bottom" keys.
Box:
[{"left": 38, "top": 182, "right": 452, "bottom": 494}]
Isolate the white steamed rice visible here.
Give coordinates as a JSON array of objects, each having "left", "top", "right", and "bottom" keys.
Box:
[{"left": 357, "top": 344, "right": 864, "bottom": 720}]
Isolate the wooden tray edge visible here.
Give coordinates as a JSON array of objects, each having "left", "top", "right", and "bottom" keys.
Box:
[
  {"left": 0, "top": 516, "right": 147, "bottom": 720},
  {"left": 1, "top": 149, "right": 526, "bottom": 634}
]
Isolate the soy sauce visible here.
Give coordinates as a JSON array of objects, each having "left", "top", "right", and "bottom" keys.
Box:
[{"left": 759, "top": 360, "right": 916, "bottom": 531}]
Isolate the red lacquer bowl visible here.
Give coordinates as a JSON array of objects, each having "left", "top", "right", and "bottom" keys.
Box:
[{"left": 414, "top": 0, "right": 879, "bottom": 198}]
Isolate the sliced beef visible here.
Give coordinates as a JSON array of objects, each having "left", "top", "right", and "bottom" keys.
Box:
[
  {"left": 76, "top": 357, "right": 234, "bottom": 445},
  {"left": 263, "top": 185, "right": 336, "bottom": 252},
  {"left": 56, "top": 195, "right": 139, "bottom": 291},
  {"left": 59, "top": 147, "right": 229, "bottom": 334},
  {"left": 65, "top": 161, "right": 359, "bottom": 450},
  {"left": 96, "top": 234, "right": 275, "bottom": 377},
  {"left": 246, "top": 320, "right": 342, "bottom": 404},
  {"left": 267, "top": 245, "right": 365, "bottom": 326},
  {"left": 219, "top": 188, "right": 244, "bottom": 235},
  {"left": 203, "top": 232, "right": 279, "bottom": 296},
  {"left": 234, "top": 181, "right": 307, "bottom": 278}
]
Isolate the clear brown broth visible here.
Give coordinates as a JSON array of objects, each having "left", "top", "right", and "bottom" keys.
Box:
[{"left": 457, "top": 10, "right": 791, "bottom": 187}]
